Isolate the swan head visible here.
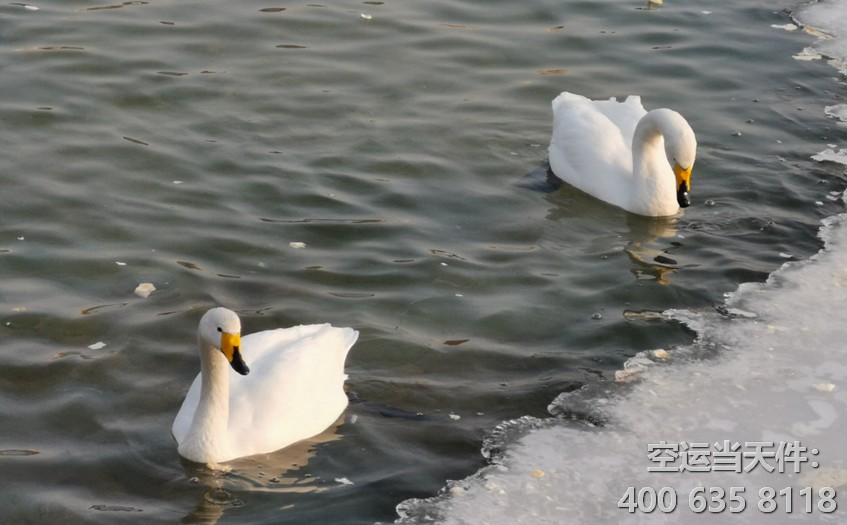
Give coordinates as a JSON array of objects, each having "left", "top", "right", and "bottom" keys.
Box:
[
  {"left": 198, "top": 307, "right": 249, "bottom": 375},
  {"left": 659, "top": 110, "right": 697, "bottom": 209}
]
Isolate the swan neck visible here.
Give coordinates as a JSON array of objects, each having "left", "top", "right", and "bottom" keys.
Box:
[
  {"left": 198, "top": 338, "right": 230, "bottom": 428},
  {"left": 181, "top": 336, "right": 231, "bottom": 462},
  {"left": 626, "top": 111, "right": 680, "bottom": 216},
  {"left": 631, "top": 114, "right": 666, "bottom": 179}
]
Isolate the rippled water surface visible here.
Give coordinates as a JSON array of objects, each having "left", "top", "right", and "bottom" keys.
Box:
[{"left": 1, "top": 0, "right": 845, "bottom": 523}]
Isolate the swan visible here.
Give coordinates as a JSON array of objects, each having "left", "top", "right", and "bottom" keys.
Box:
[
  {"left": 172, "top": 307, "right": 359, "bottom": 465},
  {"left": 548, "top": 92, "right": 697, "bottom": 217}
]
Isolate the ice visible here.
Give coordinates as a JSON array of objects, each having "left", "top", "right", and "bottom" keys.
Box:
[
  {"left": 812, "top": 148, "right": 847, "bottom": 165},
  {"left": 824, "top": 104, "right": 847, "bottom": 123},
  {"left": 795, "top": 0, "right": 847, "bottom": 74},
  {"left": 816, "top": 104, "right": 847, "bottom": 167}
]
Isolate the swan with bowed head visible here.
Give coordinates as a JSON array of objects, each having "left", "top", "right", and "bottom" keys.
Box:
[
  {"left": 548, "top": 92, "right": 697, "bottom": 217},
  {"left": 172, "top": 307, "right": 358, "bottom": 465}
]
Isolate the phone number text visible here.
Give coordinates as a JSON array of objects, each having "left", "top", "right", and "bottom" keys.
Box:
[{"left": 618, "top": 486, "right": 837, "bottom": 514}]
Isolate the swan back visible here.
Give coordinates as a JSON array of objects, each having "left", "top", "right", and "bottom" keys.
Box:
[{"left": 226, "top": 324, "right": 356, "bottom": 457}]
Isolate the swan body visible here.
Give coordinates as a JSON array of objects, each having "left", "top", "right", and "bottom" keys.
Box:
[
  {"left": 548, "top": 92, "right": 697, "bottom": 217},
  {"left": 172, "top": 307, "right": 358, "bottom": 465}
]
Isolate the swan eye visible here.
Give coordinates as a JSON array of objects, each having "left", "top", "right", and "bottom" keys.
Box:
[{"left": 217, "top": 327, "right": 222, "bottom": 333}]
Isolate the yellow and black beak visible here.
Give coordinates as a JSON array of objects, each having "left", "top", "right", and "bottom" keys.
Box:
[
  {"left": 673, "top": 163, "right": 692, "bottom": 208},
  {"left": 220, "top": 331, "right": 249, "bottom": 375}
]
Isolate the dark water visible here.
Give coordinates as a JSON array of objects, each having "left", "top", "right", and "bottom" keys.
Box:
[{"left": 1, "top": 0, "right": 845, "bottom": 523}]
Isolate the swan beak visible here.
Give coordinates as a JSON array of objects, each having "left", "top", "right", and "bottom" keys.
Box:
[
  {"left": 220, "top": 332, "right": 249, "bottom": 375},
  {"left": 673, "top": 163, "right": 692, "bottom": 208}
]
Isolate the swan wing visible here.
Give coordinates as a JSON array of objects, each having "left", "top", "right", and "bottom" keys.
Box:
[
  {"left": 588, "top": 95, "right": 646, "bottom": 144},
  {"left": 549, "top": 93, "right": 638, "bottom": 203},
  {"left": 225, "top": 324, "right": 358, "bottom": 458}
]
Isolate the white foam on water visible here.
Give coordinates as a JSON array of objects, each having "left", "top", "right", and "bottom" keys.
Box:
[{"left": 395, "top": 2, "right": 847, "bottom": 523}]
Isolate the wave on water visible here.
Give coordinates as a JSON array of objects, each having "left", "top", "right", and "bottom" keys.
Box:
[{"left": 394, "top": 2, "right": 847, "bottom": 523}]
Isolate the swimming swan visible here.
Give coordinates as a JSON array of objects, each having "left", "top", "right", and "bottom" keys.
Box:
[
  {"left": 548, "top": 92, "right": 697, "bottom": 217},
  {"left": 172, "top": 307, "right": 359, "bottom": 465}
]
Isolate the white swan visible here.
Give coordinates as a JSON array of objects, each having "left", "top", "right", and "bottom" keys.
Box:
[
  {"left": 172, "top": 307, "right": 358, "bottom": 465},
  {"left": 548, "top": 92, "right": 697, "bottom": 217}
]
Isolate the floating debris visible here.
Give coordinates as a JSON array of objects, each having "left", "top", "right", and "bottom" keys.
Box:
[
  {"left": 289, "top": 241, "right": 307, "bottom": 249},
  {"left": 360, "top": 13, "right": 372, "bottom": 20},
  {"left": 134, "top": 282, "right": 156, "bottom": 298},
  {"left": 177, "top": 260, "right": 202, "bottom": 270},
  {"left": 812, "top": 383, "right": 836, "bottom": 393},
  {"left": 335, "top": 477, "right": 354, "bottom": 485},
  {"left": 772, "top": 23, "right": 798, "bottom": 32},
  {"left": 88, "top": 342, "right": 106, "bottom": 350},
  {"left": 122, "top": 136, "right": 149, "bottom": 146}
]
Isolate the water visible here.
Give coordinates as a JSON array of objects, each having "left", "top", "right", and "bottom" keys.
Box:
[{"left": 0, "top": 0, "right": 844, "bottom": 523}]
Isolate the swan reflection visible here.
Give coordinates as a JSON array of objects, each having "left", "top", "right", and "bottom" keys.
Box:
[{"left": 179, "top": 422, "right": 343, "bottom": 524}]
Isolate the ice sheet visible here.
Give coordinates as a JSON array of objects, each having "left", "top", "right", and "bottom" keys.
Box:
[{"left": 795, "top": 0, "right": 847, "bottom": 74}]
